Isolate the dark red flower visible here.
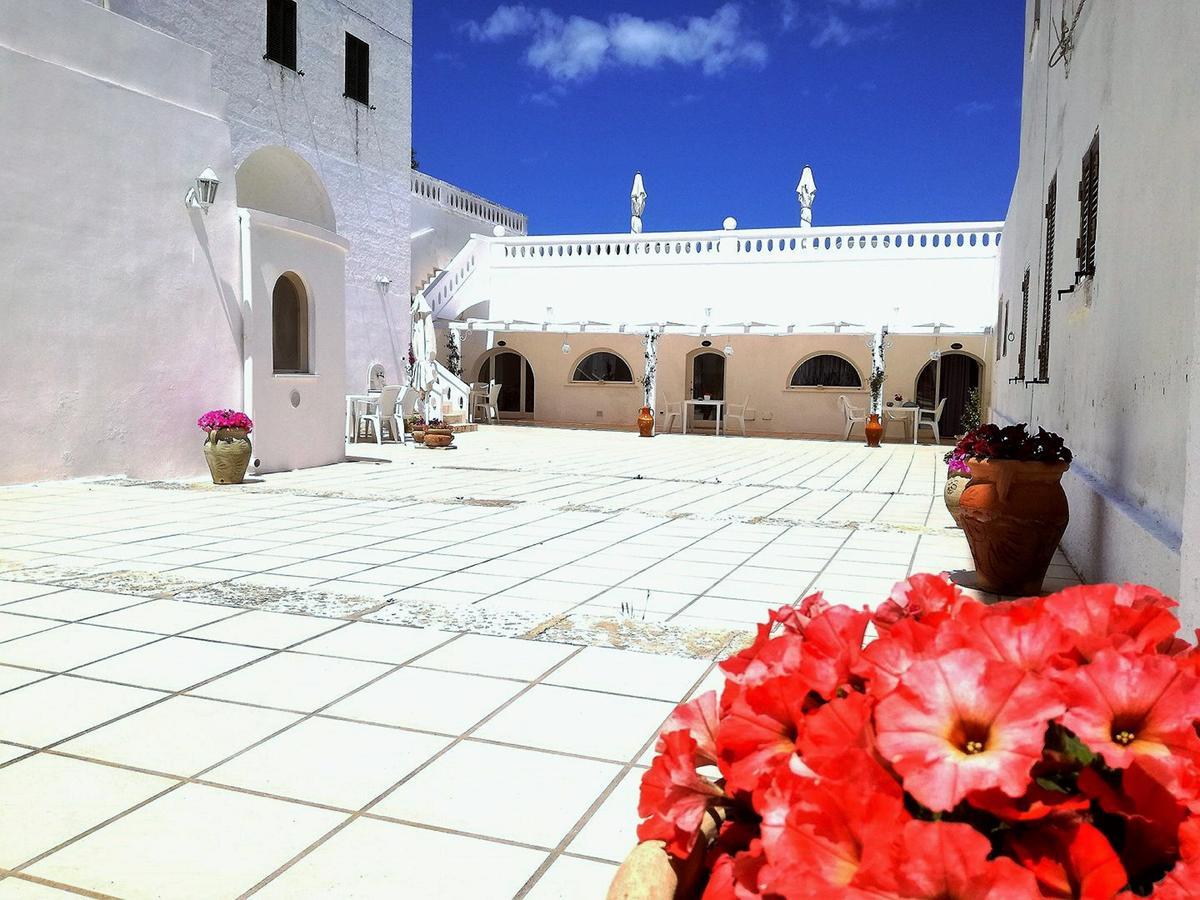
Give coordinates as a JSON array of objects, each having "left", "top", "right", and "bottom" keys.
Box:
[
  {"left": 638, "top": 730, "right": 726, "bottom": 858},
  {"left": 874, "top": 648, "right": 1065, "bottom": 811},
  {"left": 1007, "top": 821, "right": 1127, "bottom": 898}
]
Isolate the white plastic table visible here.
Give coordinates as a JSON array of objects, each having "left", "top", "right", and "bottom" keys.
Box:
[
  {"left": 345, "top": 393, "right": 377, "bottom": 442},
  {"left": 885, "top": 406, "right": 920, "bottom": 444},
  {"left": 683, "top": 399, "right": 724, "bottom": 436}
]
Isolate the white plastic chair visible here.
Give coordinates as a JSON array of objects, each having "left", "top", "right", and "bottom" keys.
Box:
[
  {"left": 359, "top": 384, "right": 403, "bottom": 444},
  {"left": 724, "top": 396, "right": 751, "bottom": 437},
  {"left": 467, "top": 382, "right": 489, "bottom": 424},
  {"left": 657, "top": 395, "right": 683, "bottom": 434},
  {"left": 839, "top": 395, "right": 868, "bottom": 440},
  {"left": 473, "top": 382, "right": 501, "bottom": 424},
  {"left": 917, "top": 398, "right": 947, "bottom": 444}
]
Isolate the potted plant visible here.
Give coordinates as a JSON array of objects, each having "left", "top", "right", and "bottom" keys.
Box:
[
  {"left": 423, "top": 418, "right": 454, "bottom": 448},
  {"left": 865, "top": 364, "right": 885, "bottom": 447},
  {"left": 197, "top": 409, "right": 253, "bottom": 485},
  {"left": 636, "top": 334, "right": 657, "bottom": 437},
  {"left": 958, "top": 386, "right": 982, "bottom": 438},
  {"left": 942, "top": 449, "right": 971, "bottom": 527},
  {"left": 612, "top": 575, "right": 1198, "bottom": 899},
  {"left": 406, "top": 415, "right": 426, "bottom": 444},
  {"left": 954, "top": 423, "right": 1072, "bottom": 595}
]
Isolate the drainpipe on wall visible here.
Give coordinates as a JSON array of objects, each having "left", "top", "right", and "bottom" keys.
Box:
[{"left": 237, "top": 209, "right": 254, "bottom": 438}]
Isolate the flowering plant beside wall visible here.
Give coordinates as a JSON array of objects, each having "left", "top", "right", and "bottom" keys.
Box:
[
  {"left": 196, "top": 410, "right": 253, "bottom": 433},
  {"left": 634, "top": 574, "right": 1200, "bottom": 898},
  {"left": 955, "top": 423, "right": 1072, "bottom": 464}
]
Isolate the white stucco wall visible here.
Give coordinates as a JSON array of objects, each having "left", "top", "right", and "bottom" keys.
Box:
[
  {"left": 240, "top": 211, "right": 347, "bottom": 474},
  {"left": 992, "top": 1, "right": 1200, "bottom": 614},
  {"left": 436, "top": 224, "right": 1001, "bottom": 334},
  {"left": 102, "top": 0, "right": 414, "bottom": 395},
  {"left": 0, "top": 0, "right": 244, "bottom": 483},
  {"left": 411, "top": 171, "right": 528, "bottom": 295}
]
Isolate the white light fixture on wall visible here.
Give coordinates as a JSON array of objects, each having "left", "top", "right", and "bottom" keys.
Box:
[
  {"left": 375, "top": 275, "right": 392, "bottom": 292},
  {"left": 185, "top": 168, "right": 220, "bottom": 213},
  {"left": 561, "top": 340, "right": 571, "bottom": 354},
  {"left": 723, "top": 342, "right": 734, "bottom": 357}
]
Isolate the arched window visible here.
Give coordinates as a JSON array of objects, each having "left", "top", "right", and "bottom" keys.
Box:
[
  {"left": 572, "top": 351, "right": 634, "bottom": 383},
  {"left": 789, "top": 354, "right": 862, "bottom": 388},
  {"left": 272, "top": 272, "right": 309, "bottom": 374}
]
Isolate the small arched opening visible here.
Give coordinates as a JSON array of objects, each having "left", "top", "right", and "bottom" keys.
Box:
[{"left": 272, "top": 272, "right": 310, "bottom": 374}]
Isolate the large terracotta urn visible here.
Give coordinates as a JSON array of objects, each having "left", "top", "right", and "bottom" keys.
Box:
[
  {"left": 638, "top": 406, "right": 655, "bottom": 438},
  {"left": 202, "top": 428, "right": 251, "bottom": 485},
  {"left": 864, "top": 413, "right": 884, "bottom": 448},
  {"left": 957, "top": 458, "right": 1069, "bottom": 595},
  {"left": 608, "top": 813, "right": 718, "bottom": 899}
]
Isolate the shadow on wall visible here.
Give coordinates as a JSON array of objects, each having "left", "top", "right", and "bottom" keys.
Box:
[{"left": 188, "top": 206, "right": 243, "bottom": 352}]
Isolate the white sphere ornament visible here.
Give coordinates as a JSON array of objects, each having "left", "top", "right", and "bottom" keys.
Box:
[
  {"left": 722, "top": 217, "right": 738, "bottom": 231},
  {"left": 493, "top": 225, "right": 506, "bottom": 237}
]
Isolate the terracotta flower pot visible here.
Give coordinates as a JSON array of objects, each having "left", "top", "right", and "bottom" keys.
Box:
[
  {"left": 864, "top": 413, "right": 884, "bottom": 448},
  {"left": 424, "top": 428, "right": 454, "bottom": 448},
  {"left": 411, "top": 430, "right": 425, "bottom": 444},
  {"left": 202, "top": 428, "right": 251, "bottom": 485},
  {"left": 944, "top": 472, "right": 970, "bottom": 527},
  {"left": 637, "top": 406, "right": 655, "bottom": 438},
  {"left": 958, "top": 458, "right": 1070, "bottom": 595}
]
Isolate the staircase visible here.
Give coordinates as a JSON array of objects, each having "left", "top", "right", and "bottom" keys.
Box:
[{"left": 415, "top": 267, "right": 444, "bottom": 295}]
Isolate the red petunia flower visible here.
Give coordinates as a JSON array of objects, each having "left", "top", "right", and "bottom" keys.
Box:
[
  {"left": 1136, "top": 816, "right": 1200, "bottom": 899},
  {"left": 956, "top": 598, "right": 1074, "bottom": 674},
  {"left": 968, "top": 782, "right": 1091, "bottom": 822},
  {"left": 874, "top": 648, "right": 1066, "bottom": 811},
  {"left": 638, "top": 730, "right": 726, "bottom": 858},
  {"left": 717, "top": 674, "right": 812, "bottom": 794},
  {"left": 702, "top": 843, "right": 766, "bottom": 900},
  {"left": 1043, "top": 584, "right": 1180, "bottom": 661},
  {"left": 1007, "top": 821, "right": 1127, "bottom": 898},
  {"left": 874, "top": 573, "right": 977, "bottom": 627},
  {"left": 757, "top": 751, "right": 909, "bottom": 896},
  {"left": 797, "top": 691, "right": 873, "bottom": 776},
  {"left": 1059, "top": 649, "right": 1200, "bottom": 776},
  {"left": 880, "top": 820, "right": 1041, "bottom": 899},
  {"left": 659, "top": 691, "right": 720, "bottom": 766}
]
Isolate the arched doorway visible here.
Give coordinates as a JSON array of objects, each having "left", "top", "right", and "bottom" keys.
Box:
[
  {"left": 478, "top": 350, "right": 535, "bottom": 418},
  {"left": 915, "top": 352, "right": 982, "bottom": 437},
  {"left": 688, "top": 349, "right": 726, "bottom": 429}
]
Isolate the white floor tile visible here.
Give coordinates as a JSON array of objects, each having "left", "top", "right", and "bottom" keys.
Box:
[
  {"left": 327, "top": 667, "right": 522, "bottom": 735},
  {"left": 291, "top": 621, "right": 455, "bottom": 664},
  {"left": 74, "top": 637, "right": 269, "bottom": 691},
  {"left": 26, "top": 783, "right": 344, "bottom": 898},
  {"left": 254, "top": 818, "right": 545, "bottom": 900},
  {"left": 415, "top": 634, "right": 576, "bottom": 681},
  {"left": 59, "top": 694, "right": 301, "bottom": 776},
  {"left": 85, "top": 599, "right": 242, "bottom": 634},
  {"left": 526, "top": 855, "right": 619, "bottom": 899},
  {"left": 185, "top": 609, "right": 344, "bottom": 648},
  {"left": 0, "top": 753, "right": 176, "bottom": 868},
  {"left": 205, "top": 716, "right": 448, "bottom": 809},
  {"left": 474, "top": 685, "right": 672, "bottom": 762},
  {"left": 191, "top": 651, "right": 390, "bottom": 713},
  {"left": 568, "top": 767, "right": 642, "bottom": 862},
  {"left": 545, "top": 647, "right": 709, "bottom": 702},
  {"left": 0, "top": 624, "right": 159, "bottom": 673}
]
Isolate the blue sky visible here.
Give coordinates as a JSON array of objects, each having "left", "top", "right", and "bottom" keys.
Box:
[{"left": 413, "top": 2, "right": 1024, "bottom": 235}]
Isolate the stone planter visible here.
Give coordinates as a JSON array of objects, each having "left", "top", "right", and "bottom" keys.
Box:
[
  {"left": 958, "top": 458, "right": 1070, "bottom": 595},
  {"left": 202, "top": 428, "right": 251, "bottom": 485},
  {"left": 424, "top": 427, "right": 454, "bottom": 449},
  {"left": 637, "top": 406, "right": 654, "bottom": 438},
  {"left": 411, "top": 430, "right": 426, "bottom": 445},
  {"left": 608, "top": 814, "right": 718, "bottom": 899},
  {"left": 944, "top": 472, "right": 970, "bottom": 527}
]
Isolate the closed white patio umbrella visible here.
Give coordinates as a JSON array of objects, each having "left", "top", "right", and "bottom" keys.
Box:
[
  {"left": 411, "top": 292, "right": 437, "bottom": 419},
  {"left": 631, "top": 172, "right": 646, "bottom": 234}
]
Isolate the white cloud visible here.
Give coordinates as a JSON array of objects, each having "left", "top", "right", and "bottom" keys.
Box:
[
  {"left": 956, "top": 100, "right": 996, "bottom": 116},
  {"left": 808, "top": 10, "right": 890, "bottom": 48},
  {"left": 780, "top": 0, "right": 800, "bottom": 31},
  {"left": 466, "top": 4, "right": 767, "bottom": 82}
]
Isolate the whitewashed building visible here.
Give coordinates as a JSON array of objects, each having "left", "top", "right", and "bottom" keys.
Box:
[
  {"left": 0, "top": 0, "right": 510, "bottom": 484},
  {"left": 991, "top": 0, "right": 1200, "bottom": 617},
  {"left": 423, "top": 187, "right": 1003, "bottom": 440}
]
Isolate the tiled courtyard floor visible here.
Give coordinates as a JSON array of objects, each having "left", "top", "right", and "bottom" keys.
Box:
[{"left": 0, "top": 427, "right": 1080, "bottom": 897}]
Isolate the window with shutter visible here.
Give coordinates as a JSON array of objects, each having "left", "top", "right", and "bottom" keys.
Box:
[
  {"left": 1016, "top": 269, "right": 1030, "bottom": 381},
  {"left": 1038, "top": 177, "right": 1056, "bottom": 381},
  {"left": 345, "top": 33, "right": 369, "bottom": 105},
  {"left": 1003, "top": 300, "right": 1010, "bottom": 358},
  {"left": 1077, "top": 134, "right": 1099, "bottom": 276},
  {"left": 265, "top": 0, "right": 297, "bottom": 71}
]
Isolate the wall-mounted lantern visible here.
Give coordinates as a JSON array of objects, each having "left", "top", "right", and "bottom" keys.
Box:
[
  {"left": 185, "top": 168, "right": 220, "bottom": 214},
  {"left": 723, "top": 342, "right": 734, "bottom": 357}
]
